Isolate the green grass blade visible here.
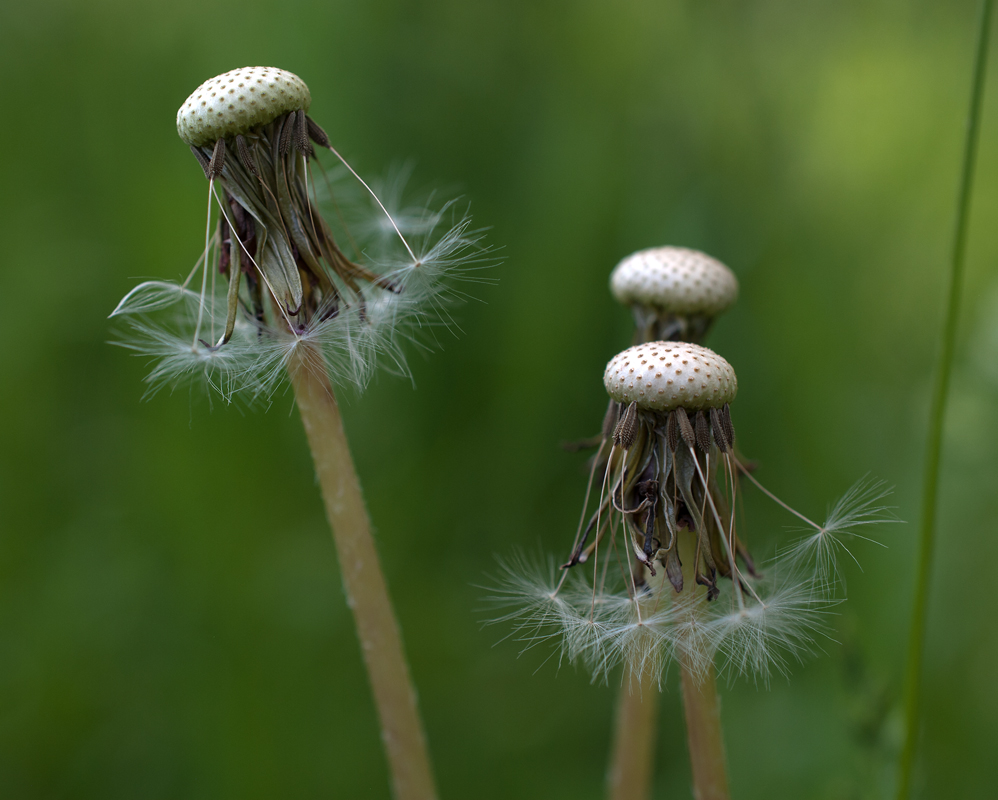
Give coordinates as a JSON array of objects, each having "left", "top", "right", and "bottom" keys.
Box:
[{"left": 896, "top": 2, "right": 994, "bottom": 797}]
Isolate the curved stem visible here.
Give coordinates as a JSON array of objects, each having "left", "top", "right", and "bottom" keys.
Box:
[
  {"left": 897, "top": 3, "right": 993, "bottom": 798},
  {"left": 289, "top": 345, "right": 438, "bottom": 800},
  {"left": 607, "top": 651, "right": 659, "bottom": 800}
]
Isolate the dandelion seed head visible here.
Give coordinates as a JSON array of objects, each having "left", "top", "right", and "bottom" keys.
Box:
[
  {"left": 176, "top": 67, "right": 311, "bottom": 147},
  {"left": 610, "top": 247, "right": 738, "bottom": 317},
  {"left": 603, "top": 341, "right": 737, "bottom": 412},
  {"left": 488, "top": 344, "right": 896, "bottom": 687},
  {"left": 113, "top": 69, "right": 494, "bottom": 403},
  {"left": 610, "top": 247, "right": 738, "bottom": 343}
]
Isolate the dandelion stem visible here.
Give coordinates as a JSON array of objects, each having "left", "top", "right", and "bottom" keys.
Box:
[
  {"left": 679, "top": 659, "right": 729, "bottom": 800},
  {"left": 607, "top": 660, "right": 659, "bottom": 800},
  {"left": 897, "top": 3, "right": 993, "bottom": 798},
  {"left": 289, "top": 344, "right": 438, "bottom": 800},
  {"left": 678, "top": 536, "right": 730, "bottom": 800}
]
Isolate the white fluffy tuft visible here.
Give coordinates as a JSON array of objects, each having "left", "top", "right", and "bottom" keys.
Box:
[
  {"left": 112, "top": 169, "right": 495, "bottom": 404},
  {"left": 486, "top": 477, "right": 896, "bottom": 686},
  {"left": 777, "top": 477, "right": 900, "bottom": 592},
  {"left": 484, "top": 552, "right": 837, "bottom": 686}
]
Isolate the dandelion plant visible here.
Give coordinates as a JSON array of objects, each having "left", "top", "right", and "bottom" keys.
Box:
[
  {"left": 112, "top": 66, "right": 490, "bottom": 800},
  {"left": 599, "top": 246, "right": 739, "bottom": 798},
  {"left": 491, "top": 267, "right": 896, "bottom": 799}
]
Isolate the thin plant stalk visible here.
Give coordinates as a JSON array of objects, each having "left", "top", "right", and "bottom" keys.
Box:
[
  {"left": 678, "top": 537, "right": 730, "bottom": 800},
  {"left": 289, "top": 344, "right": 438, "bottom": 800},
  {"left": 896, "top": 2, "right": 993, "bottom": 798},
  {"left": 679, "top": 660, "right": 728, "bottom": 800},
  {"left": 607, "top": 633, "right": 660, "bottom": 800}
]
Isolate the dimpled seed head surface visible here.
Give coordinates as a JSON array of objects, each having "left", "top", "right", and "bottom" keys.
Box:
[
  {"left": 603, "top": 341, "right": 737, "bottom": 412},
  {"left": 177, "top": 67, "right": 311, "bottom": 147},
  {"left": 609, "top": 247, "right": 738, "bottom": 316}
]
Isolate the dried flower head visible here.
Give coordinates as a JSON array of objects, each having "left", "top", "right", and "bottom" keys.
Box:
[
  {"left": 112, "top": 67, "right": 491, "bottom": 401},
  {"left": 610, "top": 247, "right": 738, "bottom": 343},
  {"left": 570, "top": 342, "right": 743, "bottom": 599},
  {"left": 490, "top": 342, "right": 897, "bottom": 686}
]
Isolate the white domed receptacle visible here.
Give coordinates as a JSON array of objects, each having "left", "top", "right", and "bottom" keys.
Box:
[
  {"left": 610, "top": 247, "right": 738, "bottom": 343},
  {"left": 177, "top": 67, "right": 312, "bottom": 147},
  {"left": 610, "top": 247, "right": 738, "bottom": 316},
  {"left": 603, "top": 341, "right": 737, "bottom": 413}
]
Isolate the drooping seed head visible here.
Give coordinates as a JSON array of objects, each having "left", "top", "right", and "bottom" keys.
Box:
[
  {"left": 603, "top": 341, "right": 737, "bottom": 412},
  {"left": 177, "top": 67, "right": 311, "bottom": 147},
  {"left": 609, "top": 247, "right": 738, "bottom": 317}
]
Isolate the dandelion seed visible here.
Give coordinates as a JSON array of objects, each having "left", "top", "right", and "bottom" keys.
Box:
[
  {"left": 704, "top": 574, "right": 836, "bottom": 686},
  {"left": 111, "top": 67, "right": 493, "bottom": 401},
  {"left": 774, "top": 476, "right": 900, "bottom": 591}
]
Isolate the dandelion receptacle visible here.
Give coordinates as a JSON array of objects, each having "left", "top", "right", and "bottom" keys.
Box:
[{"left": 610, "top": 247, "right": 738, "bottom": 344}]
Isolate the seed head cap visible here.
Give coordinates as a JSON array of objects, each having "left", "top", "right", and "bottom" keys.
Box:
[
  {"left": 609, "top": 247, "right": 738, "bottom": 316},
  {"left": 177, "top": 67, "right": 311, "bottom": 147},
  {"left": 603, "top": 341, "right": 737, "bottom": 412}
]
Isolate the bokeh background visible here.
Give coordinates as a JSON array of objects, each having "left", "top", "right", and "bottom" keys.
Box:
[{"left": 2, "top": 1, "right": 997, "bottom": 797}]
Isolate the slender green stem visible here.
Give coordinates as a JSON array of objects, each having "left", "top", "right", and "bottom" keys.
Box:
[
  {"left": 896, "top": 3, "right": 993, "bottom": 798},
  {"left": 607, "top": 637, "right": 660, "bottom": 800},
  {"left": 289, "top": 345, "right": 438, "bottom": 800}
]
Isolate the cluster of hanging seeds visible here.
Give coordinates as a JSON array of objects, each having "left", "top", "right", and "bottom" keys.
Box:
[
  {"left": 113, "top": 67, "right": 488, "bottom": 400},
  {"left": 177, "top": 66, "right": 398, "bottom": 347},
  {"left": 561, "top": 248, "right": 758, "bottom": 603},
  {"left": 592, "top": 341, "right": 751, "bottom": 599}
]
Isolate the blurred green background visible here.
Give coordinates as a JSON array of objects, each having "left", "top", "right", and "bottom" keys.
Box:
[{"left": 2, "top": 0, "right": 997, "bottom": 797}]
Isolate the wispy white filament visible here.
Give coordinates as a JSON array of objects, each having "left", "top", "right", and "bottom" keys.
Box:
[
  {"left": 111, "top": 167, "right": 495, "bottom": 402},
  {"left": 486, "top": 475, "right": 897, "bottom": 687}
]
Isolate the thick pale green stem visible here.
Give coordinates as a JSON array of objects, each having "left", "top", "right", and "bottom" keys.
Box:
[
  {"left": 289, "top": 346, "right": 438, "bottom": 800},
  {"left": 678, "top": 537, "right": 730, "bottom": 800},
  {"left": 897, "top": 3, "right": 993, "bottom": 798},
  {"left": 607, "top": 650, "right": 659, "bottom": 800},
  {"left": 679, "top": 660, "right": 728, "bottom": 800}
]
